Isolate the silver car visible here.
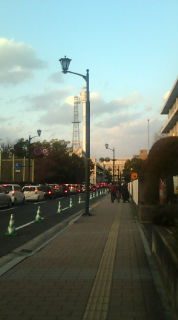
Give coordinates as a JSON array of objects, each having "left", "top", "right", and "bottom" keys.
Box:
[
  {"left": 1, "top": 184, "right": 25, "bottom": 204},
  {"left": 0, "top": 186, "right": 12, "bottom": 208}
]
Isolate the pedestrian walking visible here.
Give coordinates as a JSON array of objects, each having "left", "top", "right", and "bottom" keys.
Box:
[
  {"left": 110, "top": 183, "right": 117, "bottom": 203},
  {"left": 121, "top": 183, "right": 130, "bottom": 202},
  {"left": 116, "top": 183, "right": 122, "bottom": 202}
]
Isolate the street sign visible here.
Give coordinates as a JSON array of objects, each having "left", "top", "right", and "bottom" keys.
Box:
[
  {"left": 42, "top": 148, "right": 49, "bottom": 156},
  {"left": 34, "top": 148, "right": 42, "bottom": 155},
  {"left": 15, "top": 163, "right": 22, "bottom": 170}
]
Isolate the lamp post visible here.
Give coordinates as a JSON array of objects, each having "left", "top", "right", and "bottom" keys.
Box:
[
  {"left": 59, "top": 56, "right": 90, "bottom": 215},
  {"left": 28, "top": 129, "right": 41, "bottom": 182},
  {"left": 105, "top": 143, "right": 115, "bottom": 182}
]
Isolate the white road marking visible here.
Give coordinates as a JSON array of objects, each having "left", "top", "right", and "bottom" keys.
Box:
[{"left": 16, "top": 220, "right": 35, "bottom": 230}]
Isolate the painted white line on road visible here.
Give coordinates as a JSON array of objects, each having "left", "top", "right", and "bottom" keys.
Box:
[
  {"left": 62, "top": 206, "right": 70, "bottom": 211},
  {"left": 33, "top": 201, "right": 47, "bottom": 205},
  {"left": 16, "top": 220, "right": 35, "bottom": 230}
]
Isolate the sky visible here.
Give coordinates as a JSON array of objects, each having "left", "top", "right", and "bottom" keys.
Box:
[{"left": 0, "top": 0, "right": 178, "bottom": 160}]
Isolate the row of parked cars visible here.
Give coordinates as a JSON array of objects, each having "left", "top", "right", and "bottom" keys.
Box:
[{"left": 0, "top": 182, "right": 109, "bottom": 209}]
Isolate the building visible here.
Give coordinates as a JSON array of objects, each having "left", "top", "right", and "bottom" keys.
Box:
[
  {"left": 161, "top": 78, "right": 178, "bottom": 136},
  {"left": 99, "top": 158, "right": 130, "bottom": 182}
]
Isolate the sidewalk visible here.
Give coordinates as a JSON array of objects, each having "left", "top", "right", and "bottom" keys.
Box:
[{"left": 0, "top": 196, "right": 172, "bottom": 320}]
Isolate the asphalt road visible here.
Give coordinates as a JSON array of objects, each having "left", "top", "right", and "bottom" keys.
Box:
[{"left": 0, "top": 191, "right": 105, "bottom": 258}]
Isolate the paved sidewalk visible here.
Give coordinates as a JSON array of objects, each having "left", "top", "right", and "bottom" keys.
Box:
[{"left": 0, "top": 196, "right": 172, "bottom": 319}]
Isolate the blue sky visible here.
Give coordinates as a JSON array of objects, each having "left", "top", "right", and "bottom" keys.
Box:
[{"left": 0, "top": 0, "right": 178, "bottom": 159}]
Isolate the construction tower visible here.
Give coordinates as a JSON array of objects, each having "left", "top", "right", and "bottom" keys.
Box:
[{"left": 72, "top": 96, "right": 81, "bottom": 154}]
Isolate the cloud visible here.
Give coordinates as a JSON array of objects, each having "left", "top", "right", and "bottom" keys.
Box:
[
  {"left": 39, "top": 103, "right": 73, "bottom": 125},
  {"left": 90, "top": 116, "right": 164, "bottom": 159},
  {"left": 90, "top": 91, "right": 143, "bottom": 116},
  {"left": 0, "top": 38, "right": 47, "bottom": 85},
  {"left": 25, "top": 88, "right": 72, "bottom": 111},
  {"left": 95, "top": 112, "right": 142, "bottom": 128},
  {"left": 48, "top": 72, "right": 64, "bottom": 83}
]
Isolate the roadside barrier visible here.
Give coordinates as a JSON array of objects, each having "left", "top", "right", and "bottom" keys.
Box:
[
  {"left": 5, "top": 214, "right": 17, "bottom": 236},
  {"left": 35, "top": 206, "right": 44, "bottom": 222}
]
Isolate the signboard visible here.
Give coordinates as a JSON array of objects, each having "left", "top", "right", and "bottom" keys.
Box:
[
  {"left": 131, "top": 172, "right": 138, "bottom": 180},
  {"left": 15, "top": 163, "right": 22, "bottom": 170},
  {"left": 34, "top": 148, "right": 42, "bottom": 156},
  {"left": 42, "top": 148, "right": 49, "bottom": 156},
  {"left": 34, "top": 148, "right": 49, "bottom": 156}
]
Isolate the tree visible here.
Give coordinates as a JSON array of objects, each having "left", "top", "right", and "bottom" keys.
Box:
[
  {"left": 0, "top": 143, "right": 14, "bottom": 158},
  {"left": 13, "top": 138, "right": 28, "bottom": 158}
]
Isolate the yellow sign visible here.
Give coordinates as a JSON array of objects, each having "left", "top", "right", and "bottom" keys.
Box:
[{"left": 131, "top": 172, "right": 138, "bottom": 180}]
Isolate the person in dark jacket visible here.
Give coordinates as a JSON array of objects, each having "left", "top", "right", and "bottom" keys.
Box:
[
  {"left": 121, "top": 183, "right": 130, "bottom": 202},
  {"left": 110, "top": 183, "right": 117, "bottom": 203}
]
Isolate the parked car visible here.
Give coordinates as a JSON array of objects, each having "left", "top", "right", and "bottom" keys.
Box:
[
  {"left": 1, "top": 184, "right": 25, "bottom": 204},
  {"left": 0, "top": 186, "right": 12, "bottom": 208},
  {"left": 22, "top": 185, "right": 45, "bottom": 201}
]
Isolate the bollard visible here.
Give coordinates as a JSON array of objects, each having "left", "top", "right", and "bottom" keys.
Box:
[
  {"left": 35, "top": 206, "right": 44, "bottom": 222},
  {"left": 78, "top": 195, "right": 81, "bottom": 204},
  {"left": 5, "top": 214, "right": 17, "bottom": 236}
]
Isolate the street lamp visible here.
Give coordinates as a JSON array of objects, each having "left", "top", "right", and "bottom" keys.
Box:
[
  {"left": 105, "top": 143, "right": 115, "bottom": 182},
  {"left": 28, "top": 129, "right": 42, "bottom": 182},
  {"left": 59, "top": 56, "right": 90, "bottom": 216}
]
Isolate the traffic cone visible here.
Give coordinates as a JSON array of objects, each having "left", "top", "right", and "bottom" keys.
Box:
[
  {"left": 35, "top": 206, "right": 44, "bottom": 222},
  {"left": 57, "top": 201, "right": 62, "bottom": 214},
  {"left": 69, "top": 197, "right": 73, "bottom": 208},
  {"left": 5, "top": 214, "right": 17, "bottom": 236},
  {"left": 78, "top": 195, "right": 81, "bottom": 204}
]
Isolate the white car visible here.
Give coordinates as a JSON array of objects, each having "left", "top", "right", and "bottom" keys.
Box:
[
  {"left": 1, "top": 184, "right": 25, "bottom": 204},
  {"left": 22, "top": 185, "right": 45, "bottom": 201},
  {"left": 0, "top": 186, "right": 12, "bottom": 208}
]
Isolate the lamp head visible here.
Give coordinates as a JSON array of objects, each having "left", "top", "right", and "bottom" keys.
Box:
[
  {"left": 105, "top": 143, "right": 109, "bottom": 149},
  {"left": 59, "top": 56, "right": 71, "bottom": 73},
  {"left": 37, "top": 129, "right": 42, "bottom": 137}
]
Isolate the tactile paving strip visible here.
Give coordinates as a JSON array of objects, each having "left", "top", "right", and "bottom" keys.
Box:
[{"left": 82, "top": 216, "right": 120, "bottom": 320}]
